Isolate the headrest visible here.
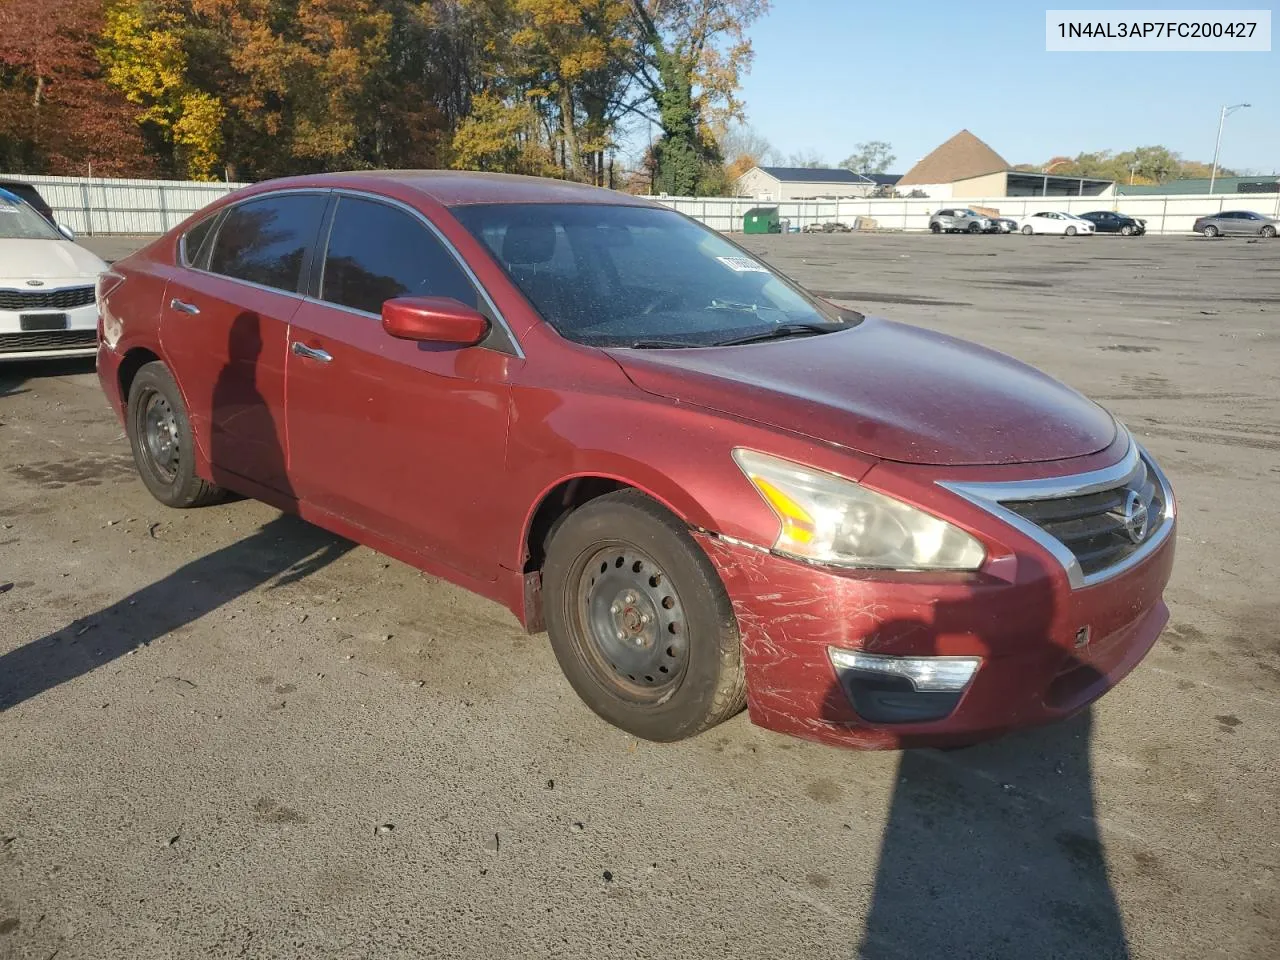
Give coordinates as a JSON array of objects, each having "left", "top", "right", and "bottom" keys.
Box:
[{"left": 502, "top": 223, "right": 557, "bottom": 266}]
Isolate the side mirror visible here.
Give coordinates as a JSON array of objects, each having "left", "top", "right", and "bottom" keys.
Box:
[
  {"left": 381, "top": 297, "right": 489, "bottom": 346},
  {"left": 57, "top": 223, "right": 76, "bottom": 241}
]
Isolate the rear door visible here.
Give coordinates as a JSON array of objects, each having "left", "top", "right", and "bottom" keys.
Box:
[
  {"left": 285, "top": 193, "right": 515, "bottom": 579},
  {"left": 1221, "top": 212, "right": 1248, "bottom": 235},
  {"left": 161, "top": 191, "right": 328, "bottom": 498}
]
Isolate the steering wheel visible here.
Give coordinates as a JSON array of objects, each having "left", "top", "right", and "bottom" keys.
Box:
[{"left": 639, "top": 290, "right": 684, "bottom": 315}]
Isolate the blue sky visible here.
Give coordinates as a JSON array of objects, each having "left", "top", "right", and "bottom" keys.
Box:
[{"left": 731, "top": 0, "right": 1277, "bottom": 173}]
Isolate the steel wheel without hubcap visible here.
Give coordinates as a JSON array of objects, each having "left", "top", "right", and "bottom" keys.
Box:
[
  {"left": 141, "top": 391, "right": 180, "bottom": 484},
  {"left": 575, "top": 544, "right": 687, "bottom": 700}
]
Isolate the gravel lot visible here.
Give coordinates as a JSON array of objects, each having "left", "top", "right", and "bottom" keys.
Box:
[{"left": 2, "top": 232, "right": 1277, "bottom": 960}]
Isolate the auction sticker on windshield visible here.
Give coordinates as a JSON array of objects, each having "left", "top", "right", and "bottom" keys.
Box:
[{"left": 717, "top": 256, "right": 770, "bottom": 273}]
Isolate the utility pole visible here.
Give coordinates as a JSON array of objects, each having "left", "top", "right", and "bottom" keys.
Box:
[{"left": 1210, "top": 103, "right": 1250, "bottom": 194}]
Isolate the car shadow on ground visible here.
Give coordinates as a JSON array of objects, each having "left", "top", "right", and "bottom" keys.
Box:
[
  {"left": 0, "top": 514, "right": 354, "bottom": 711},
  {"left": 831, "top": 558, "right": 1131, "bottom": 959},
  {"left": 0, "top": 357, "right": 98, "bottom": 399}
]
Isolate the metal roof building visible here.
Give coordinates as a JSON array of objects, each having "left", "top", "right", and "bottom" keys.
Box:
[
  {"left": 734, "top": 166, "right": 901, "bottom": 200},
  {"left": 1117, "top": 176, "right": 1279, "bottom": 195}
]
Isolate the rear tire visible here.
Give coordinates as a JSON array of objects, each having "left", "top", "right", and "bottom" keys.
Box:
[
  {"left": 1262, "top": 225, "right": 1277, "bottom": 238},
  {"left": 126, "top": 361, "right": 224, "bottom": 508},
  {"left": 1202, "top": 224, "right": 1219, "bottom": 238},
  {"left": 1021, "top": 225, "right": 1033, "bottom": 236},
  {"left": 967, "top": 222, "right": 981, "bottom": 234},
  {"left": 542, "top": 490, "right": 746, "bottom": 742}
]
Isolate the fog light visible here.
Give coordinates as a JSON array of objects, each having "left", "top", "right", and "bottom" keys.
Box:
[{"left": 828, "top": 648, "right": 982, "bottom": 724}]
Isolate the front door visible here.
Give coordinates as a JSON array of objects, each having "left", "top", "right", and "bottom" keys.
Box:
[
  {"left": 285, "top": 194, "right": 514, "bottom": 580},
  {"left": 161, "top": 191, "right": 328, "bottom": 498}
]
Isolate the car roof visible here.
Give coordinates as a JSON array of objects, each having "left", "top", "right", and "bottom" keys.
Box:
[{"left": 227, "top": 170, "right": 657, "bottom": 208}]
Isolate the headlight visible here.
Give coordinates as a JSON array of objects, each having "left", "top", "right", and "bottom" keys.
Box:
[{"left": 732, "top": 449, "right": 986, "bottom": 571}]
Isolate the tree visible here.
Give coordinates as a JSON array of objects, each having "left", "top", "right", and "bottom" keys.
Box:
[
  {"left": 720, "top": 122, "right": 773, "bottom": 181},
  {"left": 626, "top": 0, "right": 770, "bottom": 195},
  {"left": 0, "top": 0, "right": 154, "bottom": 175},
  {"left": 783, "top": 149, "right": 823, "bottom": 168},
  {"left": 840, "top": 140, "right": 894, "bottom": 175}
]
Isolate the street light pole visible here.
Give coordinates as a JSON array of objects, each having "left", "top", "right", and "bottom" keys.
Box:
[{"left": 1210, "top": 103, "right": 1251, "bottom": 195}]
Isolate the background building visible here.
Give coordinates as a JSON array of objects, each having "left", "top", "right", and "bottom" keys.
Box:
[
  {"left": 897, "top": 130, "right": 1115, "bottom": 199},
  {"left": 1118, "top": 175, "right": 1279, "bottom": 196},
  {"left": 734, "top": 166, "right": 900, "bottom": 200}
]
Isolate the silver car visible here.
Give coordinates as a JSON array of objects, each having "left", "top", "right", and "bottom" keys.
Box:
[
  {"left": 1192, "top": 210, "right": 1279, "bottom": 238},
  {"left": 929, "top": 208, "right": 992, "bottom": 234}
]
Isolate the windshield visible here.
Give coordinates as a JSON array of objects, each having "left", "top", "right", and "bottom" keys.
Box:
[
  {"left": 0, "top": 188, "right": 60, "bottom": 241},
  {"left": 451, "top": 203, "right": 859, "bottom": 348}
]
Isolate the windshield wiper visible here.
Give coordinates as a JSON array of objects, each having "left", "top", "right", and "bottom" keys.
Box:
[
  {"left": 625, "top": 339, "right": 702, "bottom": 349},
  {"left": 713, "top": 322, "right": 842, "bottom": 347}
]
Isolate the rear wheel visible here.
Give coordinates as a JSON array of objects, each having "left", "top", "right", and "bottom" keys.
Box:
[
  {"left": 126, "top": 361, "right": 224, "bottom": 508},
  {"left": 967, "top": 222, "right": 981, "bottom": 234},
  {"left": 1202, "top": 224, "right": 1219, "bottom": 238},
  {"left": 1262, "top": 225, "right": 1277, "bottom": 238},
  {"left": 543, "top": 490, "right": 746, "bottom": 742}
]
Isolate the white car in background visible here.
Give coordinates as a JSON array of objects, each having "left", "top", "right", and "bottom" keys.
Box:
[
  {"left": 0, "top": 187, "right": 106, "bottom": 361},
  {"left": 1016, "top": 211, "right": 1097, "bottom": 236}
]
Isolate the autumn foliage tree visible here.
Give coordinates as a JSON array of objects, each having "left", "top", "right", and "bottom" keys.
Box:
[
  {"left": 1, "top": 0, "right": 769, "bottom": 190},
  {"left": 0, "top": 0, "right": 154, "bottom": 175}
]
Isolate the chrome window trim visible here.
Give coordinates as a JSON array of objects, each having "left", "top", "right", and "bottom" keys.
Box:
[
  {"left": 186, "top": 187, "right": 330, "bottom": 298},
  {"left": 324, "top": 189, "right": 524, "bottom": 359},
  {"left": 938, "top": 430, "right": 1176, "bottom": 590},
  {"left": 179, "top": 185, "right": 523, "bottom": 357}
]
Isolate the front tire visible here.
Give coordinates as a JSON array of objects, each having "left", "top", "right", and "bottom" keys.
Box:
[
  {"left": 930, "top": 222, "right": 941, "bottom": 234},
  {"left": 126, "top": 361, "right": 224, "bottom": 508},
  {"left": 1202, "top": 224, "right": 1219, "bottom": 238},
  {"left": 543, "top": 490, "right": 746, "bottom": 742},
  {"left": 967, "top": 222, "right": 981, "bottom": 234},
  {"left": 1021, "top": 225, "right": 1033, "bottom": 235},
  {"left": 1065, "top": 225, "right": 1077, "bottom": 236},
  {"left": 1120, "top": 225, "right": 1133, "bottom": 236},
  {"left": 1262, "top": 225, "right": 1277, "bottom": 238}
]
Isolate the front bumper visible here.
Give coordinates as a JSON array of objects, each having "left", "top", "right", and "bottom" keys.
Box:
[
  {"left": 694, "top": 455, "right": 1176, "bottom": 750},
  {"left": 0, "top": 301, "right": 98, "bottom": 361}
]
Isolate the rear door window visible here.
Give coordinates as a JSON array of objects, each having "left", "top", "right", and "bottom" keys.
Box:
[
  {"left": 320, "top": 196, "right": 478, "bottom": 315},
  {"left": 208, "top": 193, "right": 327, "bottom": 293}
]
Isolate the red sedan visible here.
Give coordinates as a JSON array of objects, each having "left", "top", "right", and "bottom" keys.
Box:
[{"left": 96, "top": 172, "right": 1176, "bottom": 749}]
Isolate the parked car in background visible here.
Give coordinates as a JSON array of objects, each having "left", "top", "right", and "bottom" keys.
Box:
[
  {"left": 0, "top": 187, "right": 106, "bottom": 361},
  {"left": 929, "top": 208, "right": 992, "bottom": 234},
  {"left": 988, "top": 217, "right": 1018, "bottom": 233},
  {"left": 1017, "top": 211, "right": 1096, "bottom": 236},
  {"left": 96, "top": 171, "right": 1176, "bottom": 751},
  {"left": 1192, "top": 210, "right": 1279, "bottom": 238},
  {"left": 1079, "top": 211, "right": 1146, "bottom": 236},
  {"left": 0, "top": 178, "right": 56, "bottom": 226}
]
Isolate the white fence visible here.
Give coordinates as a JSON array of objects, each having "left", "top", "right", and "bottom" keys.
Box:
[
  {"left": 645, "top": 192, "right": 1280, "bottom": 236},
  {"left": 1, "top": 173, "right": 247, "bottom": 235},
  {"left": 4, "top": 171, "right": 1279, "bottom": 236}
]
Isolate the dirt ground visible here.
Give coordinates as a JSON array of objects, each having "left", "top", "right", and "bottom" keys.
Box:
[{"left": 1, "top": 231, "right": 1277, "bottom": 960}]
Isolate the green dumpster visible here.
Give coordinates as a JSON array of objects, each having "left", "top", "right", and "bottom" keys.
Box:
[{"left": 743, "top": 206, "right": 781, "bottom": 234}]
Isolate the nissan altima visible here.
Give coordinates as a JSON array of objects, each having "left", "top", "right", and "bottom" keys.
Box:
[{"left": 96, "top": 172, "right": 1176, "bottom": 749}]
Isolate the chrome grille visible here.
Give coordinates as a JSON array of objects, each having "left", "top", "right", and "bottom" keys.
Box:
[
  {"left": 1000, "top": 459, "right": 1164, "bottom": 576},
  {"left": 0, "top": 330, "right": 97, "bottom": 352},
  {"left": 0, "top": 286, "right": 96, "bottom": 310}
]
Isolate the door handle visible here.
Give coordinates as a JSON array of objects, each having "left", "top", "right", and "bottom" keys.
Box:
[
  {"left": 169, "top": 298, "right": 200, "bottom": 315},
  {"left": 291, "top": 342, "right": 333, "bottom": 363}
]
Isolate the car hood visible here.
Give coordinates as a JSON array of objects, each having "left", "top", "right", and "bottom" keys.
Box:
[
  {"left": 608, "top": 317, "right": 1117, "bottom": 466},
  {"left": 0, "top": 239, "right": 107, "bottom": 281}
]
